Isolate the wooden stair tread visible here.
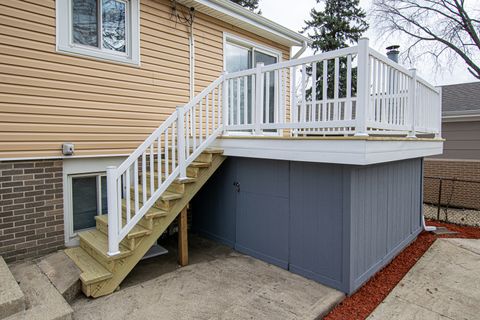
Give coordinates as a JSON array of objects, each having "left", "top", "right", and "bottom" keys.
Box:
[
  {"left": 95, "top": 215, "right": 151, "bottom": 239},
  {"left": 64, "top": 247, "right": 112, "bottom": 285},
  {"left": 120, "top": 200, "right": 168, "bottom": 219},
  {"left": 161, "top": 191, "right": 183, "bottom": 201},
  {"left": 174, "top": 177, "right": 197, "bottom": 184},
  {"left": 79, "top": 229, "right": 132, "bottom": 260}
]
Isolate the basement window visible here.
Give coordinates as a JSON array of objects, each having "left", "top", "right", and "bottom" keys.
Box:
[
  {"left": 70, "top": 173, "right": 108, "bottom": 232},
  {"left": 56, "top": 0, "right": 140, "bottom": 65}
]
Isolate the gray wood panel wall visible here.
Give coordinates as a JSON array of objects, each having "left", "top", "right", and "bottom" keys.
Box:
[
  {"left": 192, "top": 157, "right": 423, "bottom": 294},
  {"left": 348, "top": 158, "right": 423, "bottom": 292}
]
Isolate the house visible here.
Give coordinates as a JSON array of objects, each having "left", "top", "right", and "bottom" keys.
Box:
[
  {"left": 0, "top": 0, "right": 443, "bottom": 298},
  {"left": 424, "top": 81, "right": 480, "bottom": 209}
]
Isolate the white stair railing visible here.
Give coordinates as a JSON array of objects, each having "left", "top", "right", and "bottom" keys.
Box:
[
  {"left": 106, "top": 74, "right": 225, "bottom": 255},
  {"left": 106, "top": 39, "right": 441, "bottom": 255}
]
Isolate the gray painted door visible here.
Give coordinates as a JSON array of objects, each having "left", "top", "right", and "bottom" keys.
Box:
[{"left": 234, "top": 158, "right": 290, "bottom": 269}]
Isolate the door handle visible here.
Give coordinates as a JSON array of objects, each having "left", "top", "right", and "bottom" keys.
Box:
[{"left": 233, "top": 181, "right": 240, "bottom": 193}]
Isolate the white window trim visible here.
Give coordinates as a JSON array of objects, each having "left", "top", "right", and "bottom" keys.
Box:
[
  {"left": 56, "top": 0, "right": 141, "bottom": 66},
  {"left": 223, "top": 33, "right": 283, "bottom": 136},
  {"left": 222, "top": 32, "right": 283, "bottom": 71},
  {"left": 63, "top": 156, "right": 126, "bottom": 246}
]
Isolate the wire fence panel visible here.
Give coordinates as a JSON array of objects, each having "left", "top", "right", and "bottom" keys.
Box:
[{"left": 424, "top": 176, "right": 480, "bottom": 227}]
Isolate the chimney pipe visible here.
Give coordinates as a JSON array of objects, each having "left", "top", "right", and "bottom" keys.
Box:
[{"left": 386, "top": 45, "right": 400, "bottom": 63}]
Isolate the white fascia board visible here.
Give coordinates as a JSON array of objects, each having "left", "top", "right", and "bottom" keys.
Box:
[
  {"left": 212, "top": 138, "right": 444, "bottom": 165},
  {"left": 178, "top": 0, "right": 311, "bottom": 47}
]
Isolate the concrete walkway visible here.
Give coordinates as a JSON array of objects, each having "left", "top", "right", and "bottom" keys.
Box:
[
  {"left": 368, "top": 238, "right": 480, "bottom": 320},
  {"left": 72, "top": 235, "right": 344, "bottom": 320}
]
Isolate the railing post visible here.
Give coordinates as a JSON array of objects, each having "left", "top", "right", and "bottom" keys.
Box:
[
  {"left": 255, "top": 62, "right": 264, "bottom": 135},
  {"left": 436, "top": 86, "right": 442, "bottom": 138},
  {"left": 408, "top": 68, "right": 417, "bottom": 138},
  {"left": 222, "top": 74, "right": 229, "bottom": 134},
  {"left": 107, "top": 166, "right": 120, "bottom": 256},
  {"left": 355, "top": 38, "right": 369, "bottom": 137},
  {"left": 176, "top": 106, "right": 187, "bottom": 180}
]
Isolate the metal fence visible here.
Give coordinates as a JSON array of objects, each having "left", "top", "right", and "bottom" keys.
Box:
[{"left": 424, "top": 176, "right": 480, "bottom": 227}]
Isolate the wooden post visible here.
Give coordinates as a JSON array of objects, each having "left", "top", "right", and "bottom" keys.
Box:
[{"left": 178, "top": 206, "right": 188, "bottom": 266}]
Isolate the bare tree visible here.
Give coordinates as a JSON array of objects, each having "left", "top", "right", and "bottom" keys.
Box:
[{"left": 372, "top": 0, "right": 480, "bottom": 79}]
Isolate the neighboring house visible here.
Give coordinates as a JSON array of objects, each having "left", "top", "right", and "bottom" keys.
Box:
[
  {"left": 0, "top": 0, "right": 443, "bottom": 298},
  {"left": 424, "top": 81, "right": 480, "bottom": 209}
]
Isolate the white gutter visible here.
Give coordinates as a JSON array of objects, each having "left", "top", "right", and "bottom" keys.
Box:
[{"left": 291, "top": 41, "right": 308, "bottom": 59}]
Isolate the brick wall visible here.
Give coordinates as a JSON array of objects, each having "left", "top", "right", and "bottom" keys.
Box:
[
  {"left": 0, "top": 160, "right": 64, "bottom": 263},
  {"left": 424, "top": 159, "right": 480, "bottom": 209}
]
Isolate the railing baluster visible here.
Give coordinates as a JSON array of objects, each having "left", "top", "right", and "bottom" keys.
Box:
[
  {"left": 199, "top": 101, "right": 203, "bottom": 144},
  {"left": 322, "top": 60, "right": 328, "bottom": 121},
  {"left": 185, "top": 110, "right": 190, "bottom": 159},
  {"left": 177, "top": 106, "right": 187, "bottom": 179},
  {"left": 291, "top": 66, "right": 297, "bottom": 130},
  {"left": 117, "top": 177, "right": 122, "bottom": 230},
  {"left": 243, "top": 76, "right": 248, "bottom": 125},
  {"left": 274, "top": 70, "right": 279, "bottom": 124},
  {"left": 206, "top": 92, "right": 210, "bottom": 136},
  {"left": 266, "top": 71, "right": 271, "bottom": 124},
  {"left": 312, "top": 62, "right": 317, "bottom": 123},
  {"left": 157, "top": 137, "right": 161, "bottom": 185},
  {"left": 334, "top": 57, "right": 339, "bottom": 121},
  {"left": 134, "top": 159, "right": 139, "bottom": 214},
  {"left": 126, "top": 167, "right": 131, "bottom": 224},
  {"left": 255, "top": 63, "right": 264, "bottom": 134},
  {"left": 222, "top": 77, "right": 228, "bottom": 130},
  {"left": 230, "top": 79, "right": 234, "bottom": 126},
  {"left": 346, "top": 55, "right": 352, "bottom": 121},
  {"left": 236, "top": 79, "right": 241, "bottom": 125},
  {"left": 142, "top": 152, "right": 147, "bottom": 203},
  {"left": 301, "top": 64, "right": 306, "bottom": 127},
  {"left": 164, "top": 131, "right": 169, "bottom": 177},
  {"left": 192, "top": 103, "right": 197, "bottom": 150},
  {"left": 149, "top": 144, "right": 154, "bottom": 195},
  {"left": 372, "top": 57, "right": 378, "bottom": 123}
]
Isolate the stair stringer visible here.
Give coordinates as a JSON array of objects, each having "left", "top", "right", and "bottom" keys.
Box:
[{"left": 89, "top": 154, "right": 227, "bottom": 298}]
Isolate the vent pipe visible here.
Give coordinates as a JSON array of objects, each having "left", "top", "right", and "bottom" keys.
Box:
[{"left": 386, "top": 45, "right": 400, "bottom": 63}]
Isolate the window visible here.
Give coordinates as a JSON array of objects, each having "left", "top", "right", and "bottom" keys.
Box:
[
  {"left": 56, "top": 0, "right": 140, "bottom": 65},
  {"left": 224, "top": 34, "right": 281, "bottom": 132},
  {"left": 70, "top": 173, "right": 108, "bottom": 232}
]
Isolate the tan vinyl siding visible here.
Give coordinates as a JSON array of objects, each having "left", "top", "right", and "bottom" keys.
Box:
[{"left": 0, "top": 0, "right": 291, "bottom": 159}]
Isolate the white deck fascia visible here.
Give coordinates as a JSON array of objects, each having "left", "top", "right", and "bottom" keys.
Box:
[{"left": 212, "top": 137, "right": 444, "bottom": 165}]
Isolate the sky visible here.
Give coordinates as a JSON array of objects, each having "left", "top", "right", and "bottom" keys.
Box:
[{"left": 258, "top": 0, "right": 478, "bottom": 86}]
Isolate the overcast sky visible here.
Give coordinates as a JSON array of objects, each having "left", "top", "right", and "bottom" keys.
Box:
[{"left": 259, "top": 0, "right": 478, "bottom": 86}]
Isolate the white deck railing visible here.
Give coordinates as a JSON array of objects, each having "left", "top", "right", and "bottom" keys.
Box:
[{"left": 105, "top": 38, "right": 441, "bottom": 255}]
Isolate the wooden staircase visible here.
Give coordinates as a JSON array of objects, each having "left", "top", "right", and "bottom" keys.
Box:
[{"left": 65, "top": 148, "right": 226, "bottom": 298}]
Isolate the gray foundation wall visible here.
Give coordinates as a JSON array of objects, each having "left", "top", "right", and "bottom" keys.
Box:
[{"left": 192, "top": 157, "right": 423, "bottom": 294}]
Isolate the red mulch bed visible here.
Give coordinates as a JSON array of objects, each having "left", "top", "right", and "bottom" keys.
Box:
[{"left": 324, "top": 221, "right": 480, "bottom": 320}]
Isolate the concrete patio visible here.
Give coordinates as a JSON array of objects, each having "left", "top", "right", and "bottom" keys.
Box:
[
  {"left": 368, "top": 238, "right": 480, "bottom": 320},
  {"left": 71, "top": 235, "right": 344, "bottom": 320}
]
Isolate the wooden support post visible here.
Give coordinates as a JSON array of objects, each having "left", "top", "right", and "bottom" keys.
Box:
[{"left": 178, "top": 206, "right": 188, "bottom": 266}]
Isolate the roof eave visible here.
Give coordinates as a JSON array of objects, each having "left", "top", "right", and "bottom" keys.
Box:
[{"left": 176, "top": 0, "right": 312, "bottom": 47}]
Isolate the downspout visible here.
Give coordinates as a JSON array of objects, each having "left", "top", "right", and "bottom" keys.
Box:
[
  {"left": 291, "top": 41, "right": 308, "bottom": 60},
  {"left": 189, "top": 25, "right": 195, "bottom": 100}
]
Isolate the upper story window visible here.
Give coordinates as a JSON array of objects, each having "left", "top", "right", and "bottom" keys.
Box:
[{"left": 56, "top": 0, "right": 140, "bottom": 65}]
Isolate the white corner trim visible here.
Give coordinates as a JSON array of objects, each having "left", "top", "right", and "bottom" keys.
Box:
[{"left": 56, "top": 0, "right": 141, "bottom": 66}]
